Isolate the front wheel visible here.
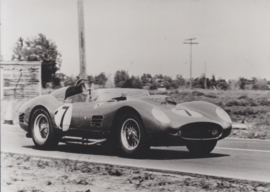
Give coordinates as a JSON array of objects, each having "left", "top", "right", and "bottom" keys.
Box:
[
  {"left": 186, "top": 140, "right": 217, "bottom": 156},
  {"left": 30, "top": 108, "right": 59, "bottom": 150},
  {"left": 117, "top": 114, "right": 149, "bottom": 157}
]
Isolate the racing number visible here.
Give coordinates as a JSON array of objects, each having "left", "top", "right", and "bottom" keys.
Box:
[
  {"left": 60, "top": 106, "right": 69, "bottom": 129},
  {"left": 54, "top": 104, "right": 73, "bottom": 131}
]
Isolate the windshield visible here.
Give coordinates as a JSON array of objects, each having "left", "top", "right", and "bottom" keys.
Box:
[
  {"left": 50, "top": 87, "right": 68, "bottom": 102},
  {"left": 90, "top": 89, "right": 149, "bottom": 102},
  {"left": 53, "top": 88, "right": 149, "bottom": 103}
]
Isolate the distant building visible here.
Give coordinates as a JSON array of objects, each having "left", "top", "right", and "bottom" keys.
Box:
[{"left": 0, "top": 61, "right": 42, "bottom": 100}]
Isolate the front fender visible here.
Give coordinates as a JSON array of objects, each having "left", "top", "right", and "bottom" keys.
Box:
[{"left": 18, "top": 95, "right": 62, "bottom": 132}]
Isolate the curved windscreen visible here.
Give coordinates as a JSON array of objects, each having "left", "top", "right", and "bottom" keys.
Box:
[
  {"left": 50, "top": 87, "right": 68, "bottom": 102},
  {"left": 90, "top": 89, "right": 149, "bottom": 102},
  {"left": 51, "top": 87, "right": 149, "bottom": 103}
]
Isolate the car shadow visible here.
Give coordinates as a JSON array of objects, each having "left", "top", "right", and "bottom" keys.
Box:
[
  {"left": 22, "top": 144, "right": 229, "bottom": 160},
  {"left": 144, "top": 148, "right": 229, "bottom": 160}
]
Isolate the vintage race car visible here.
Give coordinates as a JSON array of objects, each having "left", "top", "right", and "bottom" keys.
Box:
[{"left": 18, "top": 83, "right": 232, "bottom": 157}]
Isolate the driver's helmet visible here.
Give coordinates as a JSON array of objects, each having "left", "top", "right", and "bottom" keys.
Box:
[
  {"left": 65, "top": 79, "right": 89, "bottom": 100},
  {"left": 76, "top": 79, "right": 90, "bottom": 92}
]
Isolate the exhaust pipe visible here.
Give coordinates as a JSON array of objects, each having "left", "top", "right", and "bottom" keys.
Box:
[{"left": 61, "top": 136, "right": 107, "bottom": 146}]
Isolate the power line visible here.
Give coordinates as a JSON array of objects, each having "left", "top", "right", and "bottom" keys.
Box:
[{"left": 183, "top": 38, "right": 198, "bottom": 89}]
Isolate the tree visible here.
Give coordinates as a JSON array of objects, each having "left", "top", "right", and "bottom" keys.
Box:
[
  {"left": 64, "top": 75, "right": 77, "bottom": 86},
  {"left": 114, "top": 70, "right": 129, "bottom": 87},
  {"left": 252, "top": 78, "right": 269, "bottom": 90},
  {"left": 131, "top": 76, "right": 142, "bottom": 88},
  {"left": 216, "top": 79, "right": 230, "bottom": 90},
  {"left": 121, "top": 76, "right": 142, "bottom": 89},
  {"left": 12, "top": 34, "right": 62, "bottom": 88},
  {"left": 175, "top": 75, "right": 186, "bottom": 87},
  {"left": 94, "top": 72, "right": 108, "bottom": 87},
  {"left": 210, "top": 75, "right": 217, "bottom": 89},
  {"left": 52, "top": 76, "right": 61, "bottom": 88},
  {"left": 238, "top": 77, "right": 247, "bottom": 90},
  {"left": 153, "top": 74, "right": 164, "bottom": 88},
  {"left": 163, "top": 76, "right": 173, "bottom": 89},
  {"left": 141, "top": 73, "right": 152, "bottom": 86},
  {"left": 87, "top": 75, "right": 95, "bottom": 86}
]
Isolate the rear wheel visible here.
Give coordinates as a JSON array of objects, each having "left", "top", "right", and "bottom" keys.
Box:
[
  {"left": 117, "top": 114, "right": 149, "bottom": 157},
  {"left": 186, "top": 140, "right": 217, "bottom": 156},
  {"left": 31, "top": 108, "right": 59, "bottom": 149}
]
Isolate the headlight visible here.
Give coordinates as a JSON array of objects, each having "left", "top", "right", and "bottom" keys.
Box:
[
  {"left": 216, "top": 108, "right": 232, "bottom": 123},
  {"left": 152, "top": 108, "right": 170, "bottom": 124}
]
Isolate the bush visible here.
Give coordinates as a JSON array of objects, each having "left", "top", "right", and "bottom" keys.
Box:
[{"left": 192, "top": 91, "right": 204, "bottom": 96}]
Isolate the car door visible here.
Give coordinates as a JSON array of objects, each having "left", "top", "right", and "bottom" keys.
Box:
[{"left": 54, "top": 92, "right": 91, "bottom": 131}]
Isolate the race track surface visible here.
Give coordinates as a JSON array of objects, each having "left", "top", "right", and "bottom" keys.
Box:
[{"left": 2, "top": 124, "right": 270, "bottom": 182}]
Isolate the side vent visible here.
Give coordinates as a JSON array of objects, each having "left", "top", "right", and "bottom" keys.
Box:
[
  {"left": 91, "top": 115, "right": 104, "bottom": 127},
  {"left": 19, "top": 113, "right": 25, "bottom": 123}
]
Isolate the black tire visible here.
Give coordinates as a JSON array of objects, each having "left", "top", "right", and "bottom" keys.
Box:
[
  {"left": 117, "top": 113, "right": 149, "bottom": 157},
  {"left": 30, "top": 108, "right": 59, "bottom": 150},
  {"left": 186, "top": 140, "right": 217, "bottom": 157}
]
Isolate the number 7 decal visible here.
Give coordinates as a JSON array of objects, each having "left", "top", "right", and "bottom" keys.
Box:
[
  {"left": 60, "top": 106, "right": 69, "bottom": 128},
  {"left": 54, "top": 104, "right": 73, "bottom": 131}
]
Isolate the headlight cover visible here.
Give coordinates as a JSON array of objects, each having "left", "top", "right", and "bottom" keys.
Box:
[
  {"left": 152, "top": 108, "right": 170, "bottom": 124},
  {"left": 216, "top": 108, "right": 232, "bottom": 123}
]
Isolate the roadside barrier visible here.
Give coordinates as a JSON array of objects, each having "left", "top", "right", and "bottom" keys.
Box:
[{"left": 3, "top": 101, "right": 13, "bottom": 125}]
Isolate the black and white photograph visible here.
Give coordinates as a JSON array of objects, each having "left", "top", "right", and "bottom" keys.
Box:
[{"left": 1, "top": 0, "right": 270, "bottom": 191}]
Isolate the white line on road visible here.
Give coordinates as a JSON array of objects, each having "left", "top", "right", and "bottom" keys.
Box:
[
  {"left": 216, "top": 147, "right": 270, "bottom": 153},
  {"left": 225, "top": 138, "right": 270, "bottom": 142},
  {"left": 2, "top": 131, "right": 25, "bottom": 135}
]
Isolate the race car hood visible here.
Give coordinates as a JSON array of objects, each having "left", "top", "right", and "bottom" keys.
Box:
[
  {"left": 139, "top": 95, "right": 176, "bottom": 107},
  {"left": 139, "top": 95, "right": 231, "bottom": 130}
]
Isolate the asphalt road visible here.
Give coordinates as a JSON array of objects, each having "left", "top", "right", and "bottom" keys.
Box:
[{"left": 1, "top": 124, "right": 270, "bottom": 182}]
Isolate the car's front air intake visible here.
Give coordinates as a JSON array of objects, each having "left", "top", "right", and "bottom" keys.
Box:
[
  {"left": 19, "top": 113, "right": 25, "bottom": 123},
  {"left": 181, "top": 122, "right": 222, "bottom": 139},
  {"left": 91, "top": 115, "right": 104, "bottom": 127}
]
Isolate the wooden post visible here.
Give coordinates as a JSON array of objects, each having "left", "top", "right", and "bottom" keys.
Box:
[
  {"left": 77, "top": 0, "right": 87, "bottom": 79},
  {"left": 204, "top": 62, "right": 207, "bottom": 89}
]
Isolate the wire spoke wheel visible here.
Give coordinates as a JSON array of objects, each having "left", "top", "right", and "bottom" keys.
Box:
[
  {"left": 33, "top": 114, "right": 50, "bottom": 144},
  {"left": 121, "top": 119, "right": 141, "bottom": 151},
  {"left": 31, "top": 108, "right": 59, "bottom": 149}
]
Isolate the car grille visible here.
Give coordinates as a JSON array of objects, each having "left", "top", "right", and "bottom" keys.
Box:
[
  {"left": 181, "top": 123, "right": 222, "bottom": 139},
  {"left": 91, "top": 115, "right": 104, "bottom": 127},
  {"left": 19, "top": 113, "right": 25, "bottom": 123}
]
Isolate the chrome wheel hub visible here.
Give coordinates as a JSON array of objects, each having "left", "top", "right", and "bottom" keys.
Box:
[
  {"left": 33, "top": 114, "right": 49, "bottom": 144},
  {"left": 121, "top": 119, "right": 140, "bottom": 150}
]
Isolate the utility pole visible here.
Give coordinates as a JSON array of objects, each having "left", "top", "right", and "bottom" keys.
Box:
[
  {"left": 204, "top": 62, "right": 207, "bottom": 89},
  {"left": 184, "top": 38, "right": 198, "bottom": 89},
  {"left": 77, "top": 0, "right": 87, "bottom": 79}
]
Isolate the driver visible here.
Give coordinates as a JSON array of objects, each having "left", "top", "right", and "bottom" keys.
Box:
[{"left": 65, "top": 79, "right": 91, "bottom": 102}]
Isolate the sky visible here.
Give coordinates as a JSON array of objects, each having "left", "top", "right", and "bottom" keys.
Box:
[{"left": 1, "top": 0, "right": 270, "bottom": 80}]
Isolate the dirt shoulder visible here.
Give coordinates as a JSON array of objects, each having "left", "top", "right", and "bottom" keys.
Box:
[{"left": 2, "top": 152, "right": 270, "bottom": 192}]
